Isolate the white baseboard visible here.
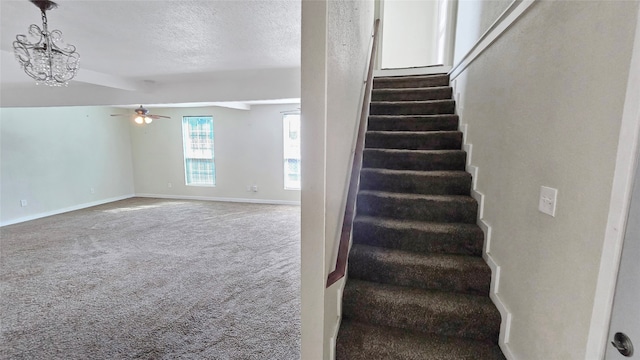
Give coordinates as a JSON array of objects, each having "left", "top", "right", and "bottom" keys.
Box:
[
  {"left": 0, "top": 194, "right": 135, "bottom": 227},
  {"left": 135, "top": 193, "right": 301, "bottom": 206},
  {"left": 374, "top": 65, "right": 452, "bottom": 78},
  {"left": 460, "top": 121, "right": 516, "bottom": 359}
]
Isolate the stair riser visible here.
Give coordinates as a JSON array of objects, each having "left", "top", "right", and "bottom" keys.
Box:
[
  {"left": 348, "top": 249, "right": 491, "bottom": 295},
  {"left": 365, "top": 132, "right": 462, "bottom": 150},
  {"left": 368, "top": 115, "right": 459, "bottom": 132},
  {"left": 352, "top": 221, "right": 484, "bottom": 256},
  {"left": 359, "top": 171, "right": 471, "bottom": 196},
  {"left": 371, "top": 87, "right": 452, "bottom": 101},
  {"left": 374, "top": 76, "right": 450, "bottom": 89},
  {"left": 357, "top": 194, "right": 477, "bottom": 223},
  {"left": 342, "top": 286, "right": 500, "bottom": 342},
  {"left": 370, "top": 101, "right": 455, "bottom": 116},
  {"left": 363, "top": 150, "right": 466, "bottom": 171}
]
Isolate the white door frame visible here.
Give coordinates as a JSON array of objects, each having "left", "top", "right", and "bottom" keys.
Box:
[{"left": 586, "top": 7, "right": 640, "bottom": 359}]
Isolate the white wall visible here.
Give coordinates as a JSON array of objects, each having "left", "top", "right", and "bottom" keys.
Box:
[
  {"left": 452, "top": 1, "right": 638, "bottom": 358},
  {"left": 381, "top": 0, "right": 438, "bottom": 68},
  {"left": 300, "top": 0, "right": 374, "bottom": 358},
  {"left": 129, "top": 104, "right": 300, "bottom": 204},
  {"left": 324, "top": 1, "right": 375, "bottom": 357},
  {"left": 453, "top": 0, "right": 513, "bottom": 65},
  {"left": 0, "top": 67, "right": 301, "bottom": 108},
  {"left": 0, "top": 106, "right": 135, "bottom": 225}
]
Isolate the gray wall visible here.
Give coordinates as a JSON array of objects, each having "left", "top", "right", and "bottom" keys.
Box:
[{"left": 453, "top": 1, "right": 638, "bottom": 358}]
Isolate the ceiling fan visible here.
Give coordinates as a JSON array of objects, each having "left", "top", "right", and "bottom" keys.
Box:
[{"left": 111, "top": 105, "right": 171, "bottom": 124}]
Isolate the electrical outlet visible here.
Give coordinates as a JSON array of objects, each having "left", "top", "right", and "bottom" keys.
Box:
[
  {"left": 167, "top": 182, "right": 172, "bottom": 188},
  {"left": 246, "top": 186, "right": 251, "bottom": 192},
  {"left": 251, "top": 185, "right": 258, "bottom": 192},
  {"left": 90, "top": 187, "right": 95, "bottom": 194},
  {"left": 20, "top": 199, "right": 27, "bottom": 207},
  {"left": 539, "top": 186, "right": 558, "bottom": 217}
]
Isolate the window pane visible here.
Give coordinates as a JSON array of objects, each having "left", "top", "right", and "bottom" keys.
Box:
[
  {"left": 283, "top": 114, "right": 301, "bottom": 190},
  {"left": 183, "top": 116, "right": 215, "bottom": 186}
]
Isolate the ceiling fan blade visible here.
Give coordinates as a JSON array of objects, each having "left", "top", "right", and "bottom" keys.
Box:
[
  {"left": 148, "top": 115, "right": 171, "bottom": 119},
  {"left": 110, "top": 114, "right": 127, "bottom": 117}
]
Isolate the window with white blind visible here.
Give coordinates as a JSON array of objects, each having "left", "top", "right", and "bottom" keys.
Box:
[
  {"left": 182, "top": 116, "right": 215, "bottom": 186},
  {"left": 283, "top": 113, "right": 301, "bottom": 190}
]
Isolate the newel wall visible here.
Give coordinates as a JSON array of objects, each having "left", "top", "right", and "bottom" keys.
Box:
[{"left": 300, "top": 0, "right": 374, "bottom": 358}]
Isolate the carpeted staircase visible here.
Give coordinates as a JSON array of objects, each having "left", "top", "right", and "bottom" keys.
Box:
[{"left": 336, "top": 74, "right": 506, "bottom": 359}]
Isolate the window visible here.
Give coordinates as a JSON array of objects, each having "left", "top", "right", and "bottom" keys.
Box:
[
  {"left": 283, "top": 113, "right": 301, "bottom": 190},
  {"left": 182, "top": 116, "right": 215, "bottom": 186}
]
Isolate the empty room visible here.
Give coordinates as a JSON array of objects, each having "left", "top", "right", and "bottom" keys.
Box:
[{"left": 0, "top": 1, "right": 302, "bottom": 358}]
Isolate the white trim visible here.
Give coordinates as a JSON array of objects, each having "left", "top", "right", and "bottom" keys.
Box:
[
  {"left": 374, "top": 65, "right": 452, "bottom": 78},
  {"left": 449, "top": 0, "right": 537, "bottom": 81},
  {"left": 135, "top": 193, "right": 301, "bottom": 206},
  {"left": 459, "top": 119, "right": 516, "bottom": 359},
  {"left": 586, "top": 7, "right": 640, "bottom": 359},
  {"left": 0, "top": 194, "right": 135, "bottom": 227}
]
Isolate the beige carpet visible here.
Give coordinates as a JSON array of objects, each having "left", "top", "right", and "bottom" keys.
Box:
[{"left": 0, "top": 198, "right": 301, "bottom": 359}]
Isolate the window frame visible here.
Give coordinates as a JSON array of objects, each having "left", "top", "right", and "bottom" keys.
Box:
[
  {"left": 283, "top": 113, "right": 301, "bottom": 190},
  {"left": 182, "top": 115, "right": 216, "bottom": 187}
]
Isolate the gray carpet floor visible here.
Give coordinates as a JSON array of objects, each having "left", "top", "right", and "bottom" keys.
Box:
[{"left": 0, "top": 198, "right": 301, "bottom": 360}]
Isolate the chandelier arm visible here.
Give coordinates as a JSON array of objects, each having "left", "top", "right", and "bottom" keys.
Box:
[{"left": 13, "top": 0, "right": 80, "bottom": 86}]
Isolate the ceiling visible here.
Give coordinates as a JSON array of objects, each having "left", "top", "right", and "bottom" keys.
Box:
[{"left": 0, "top": 0, "right": 301, "bottom": 107}]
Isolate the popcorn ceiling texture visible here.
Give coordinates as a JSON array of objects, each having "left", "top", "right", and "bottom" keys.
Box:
[
  {"left": 0, "top": 1, "right": 301, "bottom": 78},
  {"left": 0, "top": 198, "right": 300, "bottom": 359}
]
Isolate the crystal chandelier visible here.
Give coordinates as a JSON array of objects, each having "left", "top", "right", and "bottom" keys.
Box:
[{"left": 13, "top": 0, "right": 80, "bottom": 87}]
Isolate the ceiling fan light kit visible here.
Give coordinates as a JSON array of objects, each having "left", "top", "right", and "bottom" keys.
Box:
[
  {"left": 13, "top": 0, "right": 80, "bottom": 87},
  {"left": 111, "top": 106, "right": 170, "bottom": 125}
]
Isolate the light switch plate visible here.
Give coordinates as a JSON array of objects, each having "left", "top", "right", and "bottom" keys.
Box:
[{"left": 539, "top": 186, "right": 558, "bottom": 217}]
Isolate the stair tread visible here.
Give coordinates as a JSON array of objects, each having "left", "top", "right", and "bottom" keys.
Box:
[
  {"left": 364, "top": 148, "right": 465, "bottom": 154},
  {"left": 355, "top": 215, "right": 481, "bottom": 232},
  {"left": 351, "top": 244, "right": 486, "bottom": 266},
  {"left": 366, "top": 130, "right": 461, "bottom": 135},
  {"left": 344, "top": 279, "right": 499, "bottom": 320},
  {"left": 349, "top": 244, "right": 490, "bottom": 294},
  {"left": 337, "top": 320, "right": 505, "bottom": 360},
  {"left": 360, "top": 168, "right": 470, "bottom": 177},
  {"left": 359, "top": 190, "right": 475, "bottom": 202},
  {"left": 372, "top": 86, "right": 452, "bottom": 92},
  {"left": 374, "top": 74, "right": 449, "bottom": 81},
  {"left": 371, "top": 99, "right": 454, "bottom": 105},
  {"left": 369, "top": 114, "right": 458, "bottom": 119}
]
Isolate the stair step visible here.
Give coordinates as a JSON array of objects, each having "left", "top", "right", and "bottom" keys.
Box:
[
  {"left": 371, "top": 86, "right": 452, "bottom": 101},
  {"left": 336, "top": 320, "right": 505, "bottom": 360},
  {"left": 373, "top": 74, "right": 450, "bottom": 89},
  {"left": 343, "top": 280, "right": 501, "bottom": 342},
  {"left": 360, "top": 169, "right": 471, "bottom": 195},
  {"left": 357, "top": 190, "right": 477, "bottom": 223},
  {"left": 363, "top": 149, "right": 466, "bottom": 171},
  {"left": 368, "top": 114, "right": 459, "bottom": 132},
  {"left": 349, "top": 244, "right": 491, "bottom": 295},
  {"left": 353, "top": 216, "right": 484, "bottom": 256},
  {"left": 370, "top": 100, "right": 455, "bottom": 116},
  {"left": 365, "top": 131, "right": 462, "bottom": 150}
]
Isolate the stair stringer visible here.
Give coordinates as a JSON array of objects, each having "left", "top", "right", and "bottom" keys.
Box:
[{"left": 459, "top": 122, "right": 516, "bottom": 360}]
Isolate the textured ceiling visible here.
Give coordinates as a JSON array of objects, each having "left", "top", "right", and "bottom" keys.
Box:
[{"left": 0, "top": 0, "right": 301, "bottom": 85}]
